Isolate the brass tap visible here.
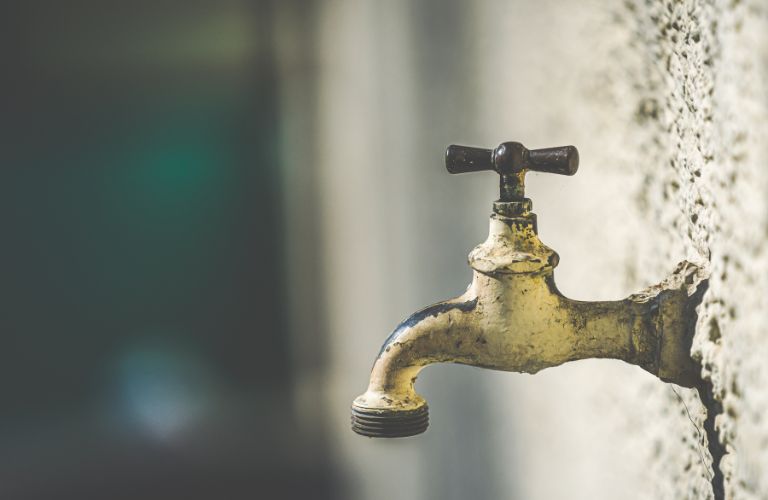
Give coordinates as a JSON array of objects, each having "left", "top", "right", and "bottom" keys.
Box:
[{"left": 351, "top": 142, "right": 708, "bottom": 438}]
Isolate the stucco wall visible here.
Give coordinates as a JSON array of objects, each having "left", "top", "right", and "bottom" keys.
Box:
[
  {"left": 479, "top": 2, "right": 768, "bottom": 498},
  {"left": 482, "top": 2, "right": 768, "bottom": 497},
  {"left": 309, "top": 1, "right": 768, "bottom": 498},
  {"left": 629, "top": 1, "right": 768, "bottom": 497}
]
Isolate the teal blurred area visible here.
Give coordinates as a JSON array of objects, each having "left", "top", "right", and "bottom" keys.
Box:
[{"left": 1, "top": 1, "right": 337, "bottom": 498}]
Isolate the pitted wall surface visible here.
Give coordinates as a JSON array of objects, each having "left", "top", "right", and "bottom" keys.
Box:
[
  {"left": 473, "top": 1, "right": 768, "bottom": 498},
  {"left": 628, "top": 1, "right": 768, "bottom": 497}
]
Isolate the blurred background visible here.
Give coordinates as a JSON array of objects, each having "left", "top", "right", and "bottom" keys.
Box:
[{"left": 1, "top": 1, "right": 698, "bottom": 499}]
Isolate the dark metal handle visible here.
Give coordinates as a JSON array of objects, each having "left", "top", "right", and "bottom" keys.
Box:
[
  {"left": 445, "top": 141, "right": 579, "bottom": 203},
  {"left": 527, "top": 145, "right": 579, "bottom": 176},
  {"left": 445, "top": 145, "right": 493, "bottom": 174},
  {"left": 446, "top": 142, "right": 578, "bottom": 176}
]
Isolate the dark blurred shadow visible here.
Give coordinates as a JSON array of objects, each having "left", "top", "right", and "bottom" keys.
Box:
[{"left": 0, "top": 1, "right": 338, "bottom": 498}]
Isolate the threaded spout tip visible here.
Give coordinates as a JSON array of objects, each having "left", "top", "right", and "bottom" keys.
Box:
[{"left": 350, "top": 404, "right": 429, "bottom": 438}]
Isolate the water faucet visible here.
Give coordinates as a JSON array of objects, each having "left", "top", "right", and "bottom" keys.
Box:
[{"left": 350, "top": 141, "right": 708, "bottom": 438}]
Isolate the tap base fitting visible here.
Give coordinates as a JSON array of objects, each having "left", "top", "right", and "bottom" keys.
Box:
[{"left": 350, "top": 404, "right": 429, "bottom": 438}]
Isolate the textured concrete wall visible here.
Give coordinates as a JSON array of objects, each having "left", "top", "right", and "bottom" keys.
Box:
[
  {"left": 628, "top": 1, "right": 768, "bottom": 497},
  {"left": 475, "top": 1, "right": 768, "bottom": 498},
  {"left": 310, "top": 1, "right": 768, "bottom": 498}
]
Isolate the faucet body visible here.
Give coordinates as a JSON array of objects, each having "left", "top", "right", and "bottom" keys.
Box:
[
  {"left": 352, "top": 203, "right": 707, "bottom": 437},
  {"left": 351, "top": 142, "right": 708, "bottom": 438}
]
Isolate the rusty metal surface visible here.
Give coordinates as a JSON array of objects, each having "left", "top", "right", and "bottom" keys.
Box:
[{"left": 351, "top": 142, "right": 709, "bottom": 438}]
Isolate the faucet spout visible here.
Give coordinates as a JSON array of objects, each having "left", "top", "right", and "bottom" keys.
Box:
[
  {"left": 351, "top": 210, "right": 708, "bottom": 438},
  {"left": 351, "top": 293, "right": 480, "bottom": 437}
]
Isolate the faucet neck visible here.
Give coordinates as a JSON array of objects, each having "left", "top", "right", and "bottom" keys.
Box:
[{"left": 468, "top": 210, "right": 559, "bottom": 276}]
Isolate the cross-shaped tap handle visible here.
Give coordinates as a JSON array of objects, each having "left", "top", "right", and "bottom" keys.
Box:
[{"left": 445, "top": 142, "right": 579, "bottom": 201}]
